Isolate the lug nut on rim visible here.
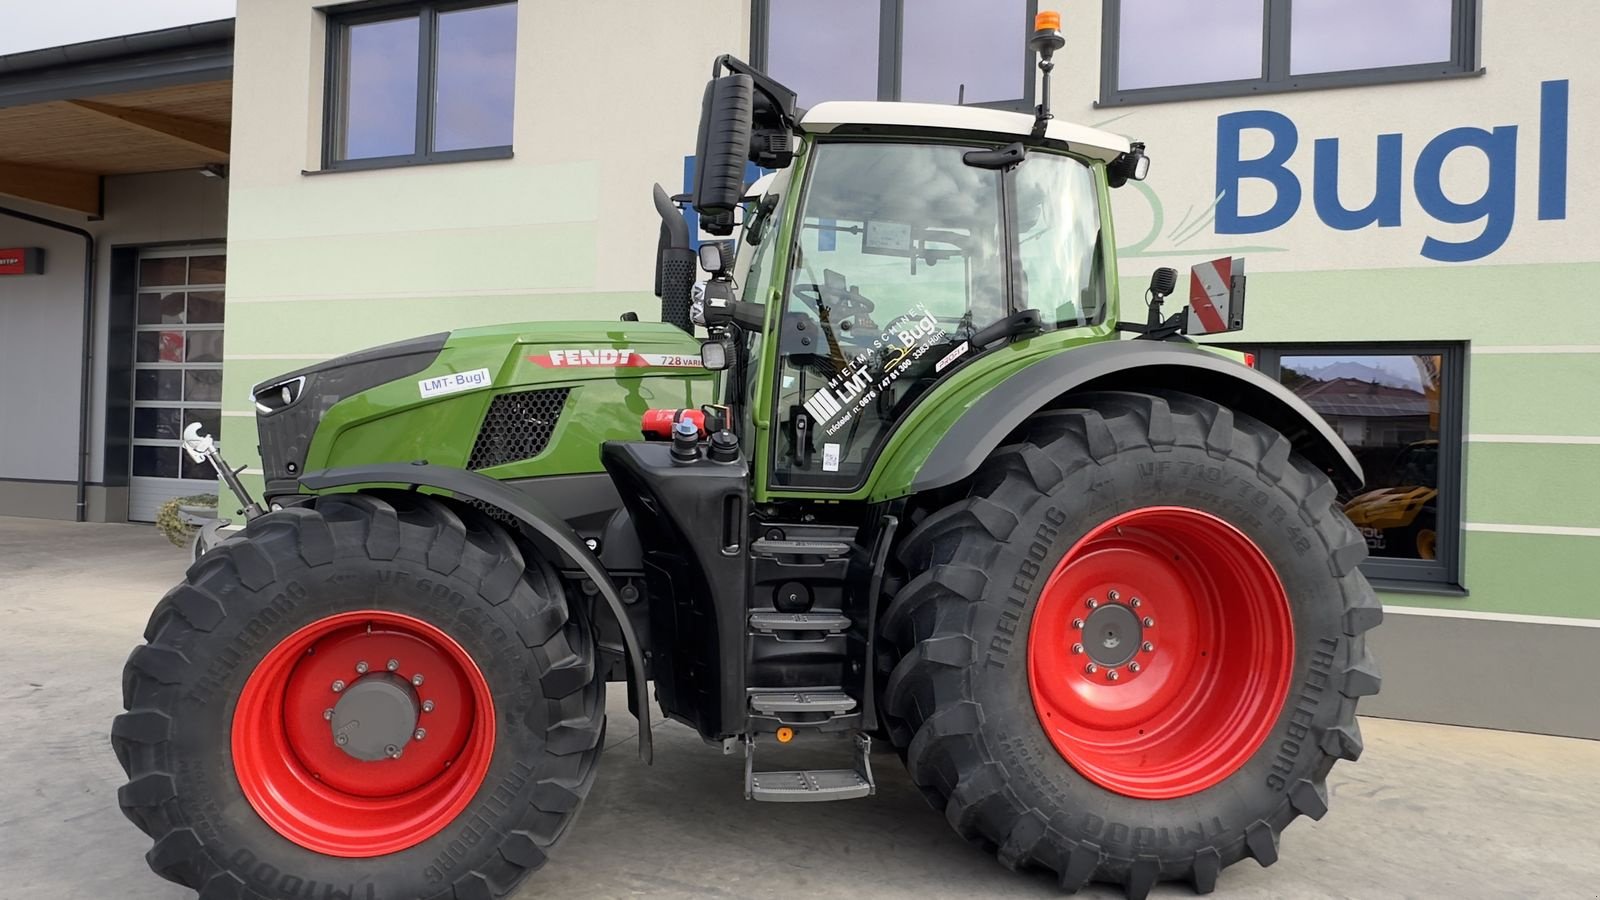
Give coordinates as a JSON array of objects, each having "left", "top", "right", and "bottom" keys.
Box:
[
  {"left": 414, "top": 728, "right": 427, "bottom": 741},
  {"left": 1085, "top": 598, "right": 1098, "bottom": 609},
  {"left": 422, "top": 700, "right": 435, "bottom": 713},
  {"left": 386, "top": 659, "right": 399, "bottom": 671},
  {"left": 1085, "top": 663, "right": 1098, "bottom": 674},
  {"left": 331, "top": 679, "right": 345, "bottom": 693},
  {"left": 1071, "top": 643, "right": 1084, "bottom": 655},
  {"left": 1106, "top": 669, "right": 1119, "bottom": 681},
  {"left": 323, "top": 708, "right": 334, "bottom": 720},
  {"left": 1142, "top": 641, "right": 1155, "bottom": 652},
  {"left": 355, "top": 660, "right": 368, "bottom": 674},
  {"left": 412, "top": 673, "right": 424, "bottom": 686},
  {"left": 1143, "top": 617, "right": 1155, "bottom": 628},
  {"left": 1129, "top": 661, "right": 1141, "bottom": 673},
  {"left": 1131, "top": 597, "right": 1141, "bottom": 608},
  {"left": 1072, "top": 618, "right": 1084, "bottom": 629},
  {"left": 1107, "top": 590, "right": 1120, "bottom": 602}
]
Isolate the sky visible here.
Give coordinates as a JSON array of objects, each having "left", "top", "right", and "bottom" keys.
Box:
[{"left": 0, "top": 0, "right": 236, "bottom": 56}]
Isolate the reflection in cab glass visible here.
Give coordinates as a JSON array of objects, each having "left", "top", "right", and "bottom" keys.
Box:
[{"left": 1280, "top": 354, "right": 1442, "bottom": 560}]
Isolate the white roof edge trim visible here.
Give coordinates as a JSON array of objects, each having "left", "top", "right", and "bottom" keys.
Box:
[{"left": 798, "top": 101, "right": 1132, "bottom": 163}]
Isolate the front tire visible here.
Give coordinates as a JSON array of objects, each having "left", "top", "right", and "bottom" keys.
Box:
[
  {"left": 881, "top": 391, "right": 1382, "bottom": 899},
  {"left": 113, "top": 492, "right": 604, "bottom": 899}
]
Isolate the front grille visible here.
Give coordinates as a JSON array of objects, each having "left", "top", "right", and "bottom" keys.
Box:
[{"left": 466, "top": 388, "right": 570, "bottom": 470}]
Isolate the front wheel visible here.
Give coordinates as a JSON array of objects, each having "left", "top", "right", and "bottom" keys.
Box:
[
  {"left": 881, "top": 391, "right": 1382, "bottom": 899},
  {"left": 113, "top": 492, "right": 604, "bottom": 899}
]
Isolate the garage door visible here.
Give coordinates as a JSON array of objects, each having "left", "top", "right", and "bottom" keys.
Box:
[{"left": 129, "top": 248, "right": 225, "bottom": 523}]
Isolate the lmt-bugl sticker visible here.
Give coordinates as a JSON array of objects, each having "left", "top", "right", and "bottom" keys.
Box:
[{"left": 803, "top": 304, "right": 949, "bottom": 437}]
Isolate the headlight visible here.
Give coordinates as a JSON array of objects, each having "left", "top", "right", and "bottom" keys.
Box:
[{"left": 251, "top": 375, "right": 306, "bottom": 415}]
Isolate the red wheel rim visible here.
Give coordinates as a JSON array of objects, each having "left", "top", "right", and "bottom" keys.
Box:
[
  {"left": 232, "top": 610, "right": 495, "bottom": 856},
  {"left": 1027, "top": 507, "right": 1293, "bottom": 799}
]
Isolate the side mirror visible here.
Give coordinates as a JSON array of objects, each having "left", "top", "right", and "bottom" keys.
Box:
[
  {"left": 693, "top": 74, "right": 755, "bottom": 236},
  {"left": 700, "top": 337, "right": 732, "bottom": 371},
  {"left": 1183, "top": 257, "right": 1247, "bottom": 335}
]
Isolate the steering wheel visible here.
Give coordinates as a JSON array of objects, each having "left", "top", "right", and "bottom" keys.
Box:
[{"left": 787, "top": 283, "right": 876, "bottom": 321}]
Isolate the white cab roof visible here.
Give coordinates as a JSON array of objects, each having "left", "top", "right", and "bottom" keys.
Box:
[{"left": 799, "top": 101, "right": 1131, "bottom": 163}]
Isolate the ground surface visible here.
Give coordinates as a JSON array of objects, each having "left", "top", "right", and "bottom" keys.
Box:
[{"left": 3, "top": 516, "right": 1599, "bottom": 900}]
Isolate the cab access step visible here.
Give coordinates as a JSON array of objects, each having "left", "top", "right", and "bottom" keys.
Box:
[{"left": 743, "top": 732, "right": 876, "bottom": 803}]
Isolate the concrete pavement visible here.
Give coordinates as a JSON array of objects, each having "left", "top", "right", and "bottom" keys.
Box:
[{"left": 3, "top": 516, "right": 1598, "bottom": 899}]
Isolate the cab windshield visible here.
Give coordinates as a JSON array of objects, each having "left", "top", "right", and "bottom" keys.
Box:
[{"left": 772, "top": 140, "right": 1106, "bottom": 488}]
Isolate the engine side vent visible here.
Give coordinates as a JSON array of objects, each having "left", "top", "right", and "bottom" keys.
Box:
[{"left": 466, "top": 388, "right": 570, "bottom": 470}]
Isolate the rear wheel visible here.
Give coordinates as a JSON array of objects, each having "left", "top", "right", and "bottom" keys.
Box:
[
  {"left": 881, "top": 391, "right": 1381, "bottom": 899},
  {"left": 114, "top": 492, "right": 604, "bottom": 900}
]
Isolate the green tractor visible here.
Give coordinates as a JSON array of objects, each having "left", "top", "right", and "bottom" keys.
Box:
[{"left": 114, "top": 19, "right": 1379, "bottom": 900}]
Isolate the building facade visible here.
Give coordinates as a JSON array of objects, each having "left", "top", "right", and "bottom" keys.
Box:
[
  {"left": 0, "top": 0, "right": 1595, "bottom": 737},
  {"left": 0, "top": 23, "right": 233, "bottom": 522}
]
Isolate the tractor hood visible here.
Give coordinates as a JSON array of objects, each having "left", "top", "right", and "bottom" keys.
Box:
[{"left": 252, "top": 320, "right": 712, "bottom": 500}]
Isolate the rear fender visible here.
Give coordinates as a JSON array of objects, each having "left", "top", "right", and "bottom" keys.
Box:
[
  {"left": 297, "top": 463, "right": 654, "bottom": 763},
  {"left": 911, "top": 341, "right": 1364, "bottom": 494}
]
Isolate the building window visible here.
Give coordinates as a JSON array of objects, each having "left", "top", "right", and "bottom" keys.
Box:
[
  {"left": 752, "top": 0, "right": 1035, "bottom": 109},
  {"left": 1247, "top": 343, "right": 1465, "bottom": 590},
  {"left": 1100, "top": 0, "right": 1480, "bottom": 106},
  {"left": 323, "top": 1, "right": 517, "bottom": 170}
]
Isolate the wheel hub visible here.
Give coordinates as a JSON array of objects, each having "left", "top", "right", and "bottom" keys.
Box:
[
  {"left": 1082, "top": 602, "right": 1142, "bottom": 668},
  {"left": 330, "top": 674, "right": 418, "bottom": 761}
]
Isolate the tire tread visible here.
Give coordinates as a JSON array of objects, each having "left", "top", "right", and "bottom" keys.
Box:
[{"left": 880, "top": 389, "right": 1380, "bottom": 898}]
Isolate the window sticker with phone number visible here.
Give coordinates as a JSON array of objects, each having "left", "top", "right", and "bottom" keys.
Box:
[{"left": 802, "top": 304, "right": 949, "bottom": 437}]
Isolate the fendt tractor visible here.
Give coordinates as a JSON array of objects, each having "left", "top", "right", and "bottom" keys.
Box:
[{"left": 114, "top": 15, "right": 1381, "bottom": 900}]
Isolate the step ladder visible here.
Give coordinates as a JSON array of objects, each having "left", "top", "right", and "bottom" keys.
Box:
[
  {"left": 748, "top": 611, "right": 852, "bottom": 635},
  {"left": 744, "top": 731, "right": 875, "bottom": 803}
]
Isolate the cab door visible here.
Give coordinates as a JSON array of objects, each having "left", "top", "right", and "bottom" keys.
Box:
[{"left": 767, "top": 141, "right": 1006, "bottom": 490}]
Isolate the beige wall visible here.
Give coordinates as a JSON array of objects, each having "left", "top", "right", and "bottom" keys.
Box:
[
  {"left": 227, "top": 0, "right": 750, "bottom": 321},
  {"left": 1042, "top": 0, "right": 1599, "bottom": 278}
]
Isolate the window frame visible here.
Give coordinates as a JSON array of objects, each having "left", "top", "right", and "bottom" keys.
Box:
[
  {"left": 1099, "top": 0, "right": 1482, "bottom": 107},
  {"left": 321, "top": 0, "right": 516, "bottom": 172},
  {"left": 750, "top": 0, "right": 1038, "bottom": 111},
  {"left": 1240, "top": 341, "right": 1467, "bottom": 593}
]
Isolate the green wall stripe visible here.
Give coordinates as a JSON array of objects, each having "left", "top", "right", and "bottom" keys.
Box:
[
  {"left": 225, "top": 161, "right": 599, "bottom": 242},
  {"left": 1464, "top": 443, "right": 1600, "bottom": 528},
  {"left": 1130, "top": 261, "right": 1600, "bottom": 346},
  {"left": 225, "top": 223, "right": 599, "bottom": 302},
  {"left": 222, "top": 291, "right": 654, "bottom": 356},
  {"left": 1467, "top": 352, "right": 1600, "bottom": 436},
  {"left": 1384, "top": 530, "right": 1600, "bottom": 619}
]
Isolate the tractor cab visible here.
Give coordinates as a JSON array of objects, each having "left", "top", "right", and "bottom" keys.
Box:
[{"left": 658, "top": 53, "right": 1150, "bottom": 493}]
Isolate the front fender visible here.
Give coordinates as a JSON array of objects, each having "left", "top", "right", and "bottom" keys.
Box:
[
  {"left": 297, "top": 463, "right": 653, "bottom": 764},
  {"left": 910, "top": 340, "right": 1364, "bottom": 494}
]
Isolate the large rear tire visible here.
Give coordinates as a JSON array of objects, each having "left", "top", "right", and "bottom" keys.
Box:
[
  {"left": 113, "top": 492, "right": 604, "bottom": 899},
  {"left": 881, "top": 391, "right": 1381, "bottom": 899}
]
